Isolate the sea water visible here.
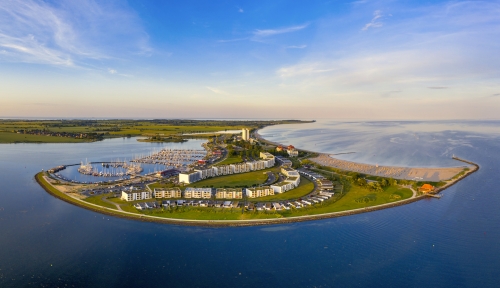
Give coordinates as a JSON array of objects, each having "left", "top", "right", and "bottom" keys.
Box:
[{"left": 0, "top": 121, "right": 499, "bottom": 287}]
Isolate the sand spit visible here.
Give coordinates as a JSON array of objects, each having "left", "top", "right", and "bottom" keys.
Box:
[{"left": 310, "top": 154, "right": 468, "bottom": 182}]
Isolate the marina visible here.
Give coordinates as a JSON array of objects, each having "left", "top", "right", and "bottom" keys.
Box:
[
  {"left": 130, "top": 148, "right": 207, "bottom": 168},
  {"left": 49, "top": 139, "right": 210, "bottom": 184}
]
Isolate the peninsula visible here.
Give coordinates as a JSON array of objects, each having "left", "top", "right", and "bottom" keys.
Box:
[{"left": 34, "top": 123, "right": 479, "bottom": 227}]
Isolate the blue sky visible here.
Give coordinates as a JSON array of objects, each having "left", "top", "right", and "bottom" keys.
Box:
[{"left": 1, "top": 0, "right": 499, "bottom": 119}]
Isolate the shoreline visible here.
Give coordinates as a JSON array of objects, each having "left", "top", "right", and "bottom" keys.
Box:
[
  {"left": 36, "top": 171, "right": 425, "bottom": 227},
  {"left": 34, "top": 126, "right": 480, "bottom": 227},
  {"left": 35, "top": 155, "right": 478, "bottom": 227},
  {"left": 310, "top": 153, "right": 469, "bottom": 182}
]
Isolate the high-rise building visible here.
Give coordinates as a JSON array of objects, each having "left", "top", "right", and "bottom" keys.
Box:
[{"left": 241, "top": 128, "right": 250, "bottom": 141}]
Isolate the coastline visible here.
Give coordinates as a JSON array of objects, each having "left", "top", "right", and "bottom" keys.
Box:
[
  {"left": 310, "top": 153, "right": 469, "bottom": 182},
  {"left": 35, "top": 154, "right": 478, "bottom": 227},
  {"left": 34, "top": 125, "right": 480, "bottom": 227},
  {"left": 36, "top": 171, "right": 424, "bottom": 227}
]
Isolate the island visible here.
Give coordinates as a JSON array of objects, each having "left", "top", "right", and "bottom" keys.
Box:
[{"left": 34, "top": 123, "right": 479, "bottom": 227}]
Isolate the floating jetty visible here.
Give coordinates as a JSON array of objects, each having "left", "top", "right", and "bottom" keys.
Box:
[
  {"left": 77, "top": 160, "right": 143, "bottom": 177},
  {"left": 131, "top": 148, "right": 206, "bottom": 168}
]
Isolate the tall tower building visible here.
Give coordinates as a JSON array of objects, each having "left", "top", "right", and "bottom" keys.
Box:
[{"left": 242, "top": 128, "right": 250, "bottom": 141}]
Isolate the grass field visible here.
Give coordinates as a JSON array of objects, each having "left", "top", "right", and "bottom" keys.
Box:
[
  {"left": 215, "top": 155, "right": 243, "bottom": 166},
  {"left": 278, "top": 185, "right": 413, "bottom": 217},
  {"left": 83, "top": 193, "right": 118, "bottom": 210},
  {"left": 187, "top": 168, "right": 276, "bottom": 188},
  {"left": 136, "top": 206, "right": 285, "bottom": 220},
  {"left": 147, "top": 182, "right": 178, "bottom": 190},
  {"left": 252, "top": 177, "right": 314, "bottom": 201},
  {"left": 0, "top": 132, "right": 87, "bottom": 143},
  {"left": 0, "top": 120, "right": 251, "bottom": 143},
  {"left": 108, "top": 183, "right": 412, "bottom": 220}
]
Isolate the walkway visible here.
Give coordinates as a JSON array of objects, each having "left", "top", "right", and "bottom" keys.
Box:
[{"left": 101, "top": 197, "right": 123, "bottom": 211}]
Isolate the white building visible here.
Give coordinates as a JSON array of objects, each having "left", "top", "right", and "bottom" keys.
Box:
[
  {"left": 195, "top": 167, "right": 216, "bottom": 179},
  {"left": 179, "top": 171, "right": 201, "bottom": 184},
  {"left": 270, "top": 182, "right": 295, "bottom": 194},
  {"left": 242, "top": 128, "right": 250, "bottom": 141},
  {"left": 154, "top": 188, "right": 182, "bottom": 198},
  {"left": 281, "top": 167, "right": 300, "bottom": 177},
  {"left": 246, "top": 186, "right": 274, "bottom": 198},
  {"left": 260, "top": 152, "right": 276, "bottom": 167},
  {"left": 285, "top": 176, "right": 301, "bottom": 187},
  {"left": 230, "top": 162, "right": 251, "bottom": 174},
  {"left": 184, "top": 187, "right": 213, "bottom": 199},
  {"left": 216, "top": 188, "right": 243, "bottom": 199},
  {"left": 121, "top": 189, "right": 152, "bottom": 201},
  {"left": 286, "top": 145, "right": 299, "bottom": 157},
  {"left": 213, "top": 165, "right": 233, "bottom": 176}
]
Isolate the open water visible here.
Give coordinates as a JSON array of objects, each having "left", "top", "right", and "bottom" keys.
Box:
[{"left": 1, "top": 120, "right": 499, "bottom": 287}]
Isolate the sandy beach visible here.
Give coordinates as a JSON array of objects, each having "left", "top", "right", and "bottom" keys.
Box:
[{"left": 310, "top": 154, "right": 469, "bottom": 182}]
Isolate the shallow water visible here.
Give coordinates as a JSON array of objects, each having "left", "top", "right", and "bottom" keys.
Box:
[{"left": 1, "top": 122, "right": 499, "bottom": 287}]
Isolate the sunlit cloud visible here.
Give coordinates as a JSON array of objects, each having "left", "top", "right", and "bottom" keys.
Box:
[{"left": 206, "top": 86, "right": 228, "bottom": 95}]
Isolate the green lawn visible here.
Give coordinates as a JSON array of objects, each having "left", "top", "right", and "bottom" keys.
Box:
[
  {"left": 187, "top": 168, "right": 276, "bottom": 188},
  {"left": 83, "top": 193, "right": 118, "bottom": 210},
  {"left": 279, "top": 185, "right": 413, "bottom": 217},
  {"left": 0, "top": 132, "right": 87, "bottom": 143},
  {"left": 215, "top": 155, "right": 243, "bottom": 166},
  {"left": 252, "top": 177, "right": 314, "bottom": 201},
  {"left": 148, "top": 182, "right": 177, "bottom": 190},
  {"left": 138, "top": 207, "right": 285, "bottom": 220}
]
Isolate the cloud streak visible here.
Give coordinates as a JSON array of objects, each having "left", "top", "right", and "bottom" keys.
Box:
[
  {"left": 286, "top": 45, "right": 307, "bottom": 49},
  {"left": 0, "top": 0, "right": 150, "bottom": 67},
  {"left": 253, "top": 24, "right": 309, "bottom": 37},
  {"left": 362, "top": 10, "right": 383, "bottom": 31}
]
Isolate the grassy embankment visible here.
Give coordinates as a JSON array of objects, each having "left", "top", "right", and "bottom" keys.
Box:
[
  {"left": 0, "top": 132, "right": 87, "bottom": 143},
  {"left": 82, "top": 192, "right": 118, "bottom": 210},
  {"left": 214, "top": 155, "right": 243, "bottom": 166},
  {"left": 35, "top": 172, "right": 126, "bottom": 214}
]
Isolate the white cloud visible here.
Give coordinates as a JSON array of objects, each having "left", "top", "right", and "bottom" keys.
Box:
[
  {"left": 253, "top": 24, "right": 309, "bottom": 37},
  {"left": 218, "top": 24, "right": 309, "bottom": 44},
  {"left": 238, "top": 7, "right": 244, "bottom": 13},
  {"left": 0, "top": 0, "right": 150, "bottom": 67},
  {"left": 206, "top": 86, "right": 228, "bottom": 95},
  {"left": 362, "top": 10, "right": 383, "bottom": 31},
  {"left": 108, "top": 68, "right": 117, "bottom": 74},
  {"left": 286, "top": 45, "right": 307, "bottom": 49}
]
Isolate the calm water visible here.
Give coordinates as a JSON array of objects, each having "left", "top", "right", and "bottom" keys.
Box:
[{"left": 1, "top": 121, "right": 499, "bottom": 287}]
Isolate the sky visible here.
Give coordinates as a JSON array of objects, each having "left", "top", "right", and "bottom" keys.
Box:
[{"left": 1, "top": 0, "right": 499, "bottom": 119}]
